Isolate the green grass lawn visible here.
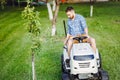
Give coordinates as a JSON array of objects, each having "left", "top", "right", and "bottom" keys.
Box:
[{"left": 0, "top": 2, "right": 120, "bottom": 80}]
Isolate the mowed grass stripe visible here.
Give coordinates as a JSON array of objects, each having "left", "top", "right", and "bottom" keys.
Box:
[
  {"left": 0, "top": 12, "right": 31, "bottom": 80},
  {"left": 0, "top": 31, "right": 32, "bottom": 80},
  {"left": 101, "top": 45, "right": 120, "bottom": 80},
  {"left": 0, "top": 48, "right": 31, "bottom": 80},
  {"left": 0, "top": 16, "right": 21, "bottom": 30},
  {"left": 0, "top": 21, "right": 25, "bottom": 52},
  {"left": 0, "top": 13, "right": 23, "bottom": 39},
  {"left": 0, "top": 33, "right": 30, "bottom": 67},
  {"left": 0, "top": 12, "right": 21, "bottom": 24},
  {"left": 0, "top": 27, "right": 29, "bottom": 66}
]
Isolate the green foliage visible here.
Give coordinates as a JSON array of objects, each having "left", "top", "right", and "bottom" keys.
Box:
[{"left": 22, "top": 2, "right": 41, "bottom": 51}]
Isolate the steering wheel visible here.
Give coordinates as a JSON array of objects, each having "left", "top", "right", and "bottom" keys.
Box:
[{"left": 73, "top": 36, "right": 88, "bottom": 43}]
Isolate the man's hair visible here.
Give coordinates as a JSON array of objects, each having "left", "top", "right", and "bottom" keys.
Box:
[{"left": 65, "top": 6, "right": 74, "bottom": 12}]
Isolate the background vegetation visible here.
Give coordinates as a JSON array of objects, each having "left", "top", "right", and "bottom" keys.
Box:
[{"left": 0, "top": 2, "right": 120, "bottom": 80}]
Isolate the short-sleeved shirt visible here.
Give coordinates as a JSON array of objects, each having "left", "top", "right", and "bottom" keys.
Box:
[{"left": 67, "top": 14, "right": 87, "bottom": 36}]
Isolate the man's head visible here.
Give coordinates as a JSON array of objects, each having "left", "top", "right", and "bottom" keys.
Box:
[{"left": 65, "top": 6, "right": 75, "bottom": 19}]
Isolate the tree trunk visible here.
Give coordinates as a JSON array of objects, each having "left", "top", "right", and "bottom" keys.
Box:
[
  {"left": 90, "top": 5, "right": 93, "bottom": 17},
  {"left": 47, "top": 2, "right": 53, "bottom": 21},
  {"left": 51, "top": 0, "right": 60, "bottom": 36},
  {"left": 12, "top": 0, "right": 15, "bottom": 7},
  {"left": 90, "top": 0, "right": 94, "bottom": 17},
  {"left": 52, "top": 0, "right": 56, "bottom": 12},
  {"left": 18, "top": 0, "right": 20, "bottom": 7},
  {"left": 32, "top": 51, "right": 36, "bottom": 80}
]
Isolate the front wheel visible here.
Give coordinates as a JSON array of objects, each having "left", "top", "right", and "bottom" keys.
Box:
[
  {"left": 62, "top": 73, "right": 70, "bottom": 80},
  {"left": 99, "top": 70, "right": 109, "bottom": 80},
  {"left": 70, "top": 74, "right": 74, "bottom": 80}
]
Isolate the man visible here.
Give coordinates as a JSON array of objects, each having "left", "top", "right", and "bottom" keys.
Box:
[{"left": 64, "top": 6, "right": 96, "bottom": 57}]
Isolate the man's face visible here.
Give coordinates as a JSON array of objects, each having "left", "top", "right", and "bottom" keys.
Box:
[{"left": 66, "top": 11, "right": 74, "bottom": 19}]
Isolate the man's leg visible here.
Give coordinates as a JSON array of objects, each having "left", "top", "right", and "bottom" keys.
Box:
[
  {"left": 88, "top": 37, "right": 96, "bottom": 53},
  {"left": 67, "top": 37, "right": 73, "bottom": 57}
]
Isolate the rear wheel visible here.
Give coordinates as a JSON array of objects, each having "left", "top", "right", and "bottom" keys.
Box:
[
  {"left": 99, "top": 53, "right": 102, "bottom": 68},
  {"left": 61, "top": 54, "right": 64, "bottom": 72}
]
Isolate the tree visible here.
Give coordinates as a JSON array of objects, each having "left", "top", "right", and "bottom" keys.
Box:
[
  {"left": 51, "top": 0, "right": 60, "bottom": 36},
  {"left": 47, "top": 1, "right": 53, "bottom": 21},
  {"left": 90, "top": 0, "right": 94, "bottom": 17},
  {"left": 22, "top": 1, "right": 41, "bottom": 80},
  {"left": 46, "top": 0, "right": 61, "bottom": 36},
  {"left": 0, "top": 0, "right": 6, "bottom": 10}
]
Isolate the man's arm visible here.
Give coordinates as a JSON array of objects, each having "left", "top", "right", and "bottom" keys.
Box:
[
  {"left": 80, "top": 15, "right": 88, "bottom": 37},
  {"left": 64, "top": 34, "right": 71, "bottom": 45},
  {"left": 84, "top": 27, "right": 88, "bottom": 37},
  {"left": 64, "top": 21, "right": 72, "bottom": 45}
]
